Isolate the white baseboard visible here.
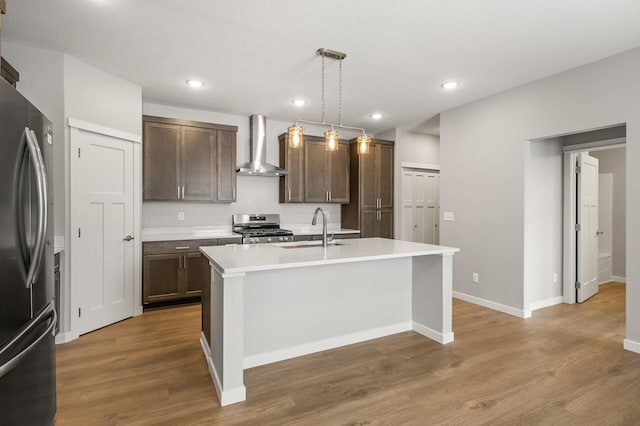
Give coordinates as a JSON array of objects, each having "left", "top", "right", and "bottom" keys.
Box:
[
  {"left": 243, "top": 322, "right": 412, "bottom": 369},
  {"left": 55, "top": 331, "right": 79, "bottom": 345},
  {"left": 612, "top": 275, "right": 627, "bottom": 284},
  {"left": 412, "top": 321, "right": 454, "bottom": 344},
  {"left": 200, "top": 333, "right": 246, "bottom": 406},
  {"left": 529, "top": 296, "right": 563, "bottom": 312},
  {"left": 134, "top": 305, "right": 143, "bottom": 316},
  {"left": 453, "top": 291, "right": 529, "bottom": 319},
  {"left": 623, "top": 339, "right": 640, "bottom": 354}
]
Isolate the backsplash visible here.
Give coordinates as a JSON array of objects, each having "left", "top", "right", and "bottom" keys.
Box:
[{"left": 142, "top": 175, "right": 341, "bottom": 228}]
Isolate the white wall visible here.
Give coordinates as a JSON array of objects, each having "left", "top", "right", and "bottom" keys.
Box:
[
  {"left": 525, "top": 138, "right": 563, "bottom": 311},
  {"left": 591, "top": 147, "right": 626, "bottom": 278},
  {"left": 3, "top": 42, "right": 65, "bottom": 235},
  {"left": 440, "top": 47, "right": 640, "bottom": 347},
  {"left": 142, "top": 102, "right": 355, "bottom": 228}
]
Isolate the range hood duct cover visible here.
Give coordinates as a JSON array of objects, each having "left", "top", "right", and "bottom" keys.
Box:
[{"left": 237, "top": 115, "right": 288, "bottom": 176}]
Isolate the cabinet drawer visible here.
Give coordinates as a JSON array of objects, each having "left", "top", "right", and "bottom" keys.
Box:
[
  {"left": 144, "top": 240, "right": 199, "bottom": 255},
  {"left": 143, "top": 237, "right": 242, "bottom": 255}
]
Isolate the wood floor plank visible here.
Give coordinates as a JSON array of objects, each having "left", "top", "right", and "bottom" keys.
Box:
[{"left": 54, "top": 282, "right": 640, "bottom": 425}]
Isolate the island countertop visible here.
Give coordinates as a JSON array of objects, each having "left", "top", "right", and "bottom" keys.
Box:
[{"left": 200, "top": 237, "right": 459, "bottom": 275}]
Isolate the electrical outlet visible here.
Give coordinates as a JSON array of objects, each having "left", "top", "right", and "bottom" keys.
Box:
[
  {"left": 553, "top": 273, "right": 558, "bottom": 283},
  {"left": 472, "top": 273, "right": 479, "bottom": 283},
  {"left": 178, "top": 211, "right": 185, "bottom": 221}
]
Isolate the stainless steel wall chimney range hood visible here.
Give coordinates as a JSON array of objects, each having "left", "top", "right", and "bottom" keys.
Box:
[{"left": 237, "top": 115, "right": 288, "bottom": 176}]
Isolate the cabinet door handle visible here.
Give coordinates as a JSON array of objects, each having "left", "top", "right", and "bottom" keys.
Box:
[
  {"left": 233, "top": 188, "right": 236, "bottom": 199},
  {"left": 175, "top": 246, "right": 190, "bottom": 250},
  {"left": 177, "top": 186, "right": 180, "bottom": 199},
  {"left": 329, "top": 191, "right": 332, "bottom": 201},
  {"left": 182, "top": 186, "right": 185, "bottom": 199},
  {"left": 288, "top": 189, "right": 291, "bottom": 201}
]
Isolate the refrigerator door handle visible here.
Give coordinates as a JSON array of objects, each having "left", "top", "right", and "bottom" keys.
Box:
[
  {"left": 24, "top": 128, "right": 49, "bottom": 289},
  {"left": 0, "top": 300, "right": 57, "bottom": 379}
]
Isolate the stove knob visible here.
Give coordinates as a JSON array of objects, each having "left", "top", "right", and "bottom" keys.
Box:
[
  {"left": 267, "top": 237, "right": 272, "bottom": 242},
  {"left": 279, "top": 237, "right": 284, "bottom": 241}
]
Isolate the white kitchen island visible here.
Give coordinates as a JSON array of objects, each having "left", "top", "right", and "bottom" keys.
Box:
[{"left": 199, "top": 237, "right": 459, "bottom": 406}]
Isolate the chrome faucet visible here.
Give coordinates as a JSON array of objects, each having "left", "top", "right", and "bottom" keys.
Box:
[{"left": 312, "top": 207, "right": 328, "bottom": 247}]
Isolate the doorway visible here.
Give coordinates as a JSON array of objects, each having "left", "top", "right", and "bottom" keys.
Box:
[
  {"left": 69, "top": 120, "right": 142, "bottom": 337},
  {"left": 561, "top": 130, "right": 627, "bottom": 305},
  {"left": 525, "top": 124, "right": 626, "bottom": 314}
]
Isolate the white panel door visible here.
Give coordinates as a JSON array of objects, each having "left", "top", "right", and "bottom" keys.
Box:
[
  {"left": 74, "top": 130, "right": 134, "bottom": 334},
  {"left": 577, "top": 153, "right": 599, "bottom": 303},
  {"left": 401, "top": 171, "right": 414, "bottom": 241},
  {"left": 412, "top": 173, "right": 427, "bottom": 242},
  {"left": 598, "top": 173, "right": 613, "bottom": 255},
  {"left": 401, "top": 170, "right": 440, "bottom": 244},
  {"left": 424, "top": 173, "right": 438, "bottom": 245}
]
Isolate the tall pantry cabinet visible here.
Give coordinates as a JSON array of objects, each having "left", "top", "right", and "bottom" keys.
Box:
[{"left": 341, "top": 139, "right": 394, "bottom": 238}]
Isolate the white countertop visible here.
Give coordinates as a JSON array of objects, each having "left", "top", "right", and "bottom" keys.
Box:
[
  {"left": 142, "top": 225, "right": 359, "bottom": 242},
  {"left": 200, "top": 237, "right": 459, "bottom": 275}
]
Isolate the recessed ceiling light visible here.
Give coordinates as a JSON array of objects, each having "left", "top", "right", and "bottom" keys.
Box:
[
  {"left": 186, "top": 80, "right": 204, "bottom": 88},
  {"left": 292, "top": 99, "right": 306, "bottom": 107},
  {"left": 370, "top": 113, "right": 382, "bottom": 120},
  {"left": 441, "top": 81, "right": 458, "bottom": 90}
]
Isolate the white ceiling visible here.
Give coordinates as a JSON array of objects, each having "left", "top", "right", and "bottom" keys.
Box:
[{"left": 4, "top": 0, "right": 640, "bottom": 135}]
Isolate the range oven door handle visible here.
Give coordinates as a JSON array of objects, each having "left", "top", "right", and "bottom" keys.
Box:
[
  {"left": 0, "top": 300, "right": 57, "bottom": 379},
  {"left": 24, "top": 128, "right": 49, "bottom": 289}
]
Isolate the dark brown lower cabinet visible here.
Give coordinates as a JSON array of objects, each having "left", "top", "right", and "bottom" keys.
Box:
[
  {"left": 143, "top": 254, "right": 182, "bottom": 303},
  {"left": 360, "top": 209, "right": 394, "bottom": 239},
  {"left": 143, "top": 237, "right": 240, "bottom": 306}
]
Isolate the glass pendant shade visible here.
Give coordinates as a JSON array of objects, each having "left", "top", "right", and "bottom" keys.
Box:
[
  {"left": 357, "top": 134, "right": 371, "bottom": 154},
  {"left": 325, "top": 130, "right": 340, "bottom": 151},
  {"left": 288, "top": 125, "right": 304, "bottom": 148}
]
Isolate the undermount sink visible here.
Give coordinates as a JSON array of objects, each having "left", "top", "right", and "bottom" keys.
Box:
[{"left": 275, "top": 240, "right": 344, "bottom": 249}]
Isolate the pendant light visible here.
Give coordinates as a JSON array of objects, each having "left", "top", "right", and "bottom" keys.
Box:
[{"left": 288, "top": 48, "right": 371, "bottom": 153}]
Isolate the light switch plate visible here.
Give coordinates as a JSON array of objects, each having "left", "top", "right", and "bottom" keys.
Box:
[
  {"left": 178, "top": 212, "right": 185, "bottom": 221},
  {"left": 443, "top": 211, "right": 455, "bottom": 222}
]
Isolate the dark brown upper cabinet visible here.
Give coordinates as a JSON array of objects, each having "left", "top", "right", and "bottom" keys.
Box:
[
  {"left": 303, "top": 136, "right": 350, "bottom": 203},
  {"left": 279, "top": 133, "right": 305, "bottom": 203},
  {"left": 143, "top": 116, "right": 237, "bottom": 202}
]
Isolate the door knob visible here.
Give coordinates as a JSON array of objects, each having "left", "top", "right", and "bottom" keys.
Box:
[{"left": 123, "top": 235, "right": 134, "bottom": 241}]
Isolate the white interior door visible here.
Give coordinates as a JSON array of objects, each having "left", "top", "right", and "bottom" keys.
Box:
[
  {"left": 73, "top": 130, "right": 134, "bottom": 334},
  {"left": 401, "top": 169, "right": 440, "bottom": 244},
  {"left": 577, "top": 152, "right": 599, "bottom": 303},
  {"left": 424, "top": 173, "right": 438, "bottom": 245},
  {"left": 412, "top": 173, "right": 427, "bottom": 242},
  {"left": 598, "top": 173, "right": 612, "bottom": 255},
  {"left": 401, "top": 171, "right": 414, "bottom": 241}
]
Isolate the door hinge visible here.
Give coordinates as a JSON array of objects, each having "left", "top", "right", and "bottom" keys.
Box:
[
  {"left": 575, "top": 163, "right": 581, "bottom": 174},
  {"left": 78, "top": 147, "right": 81, "bottom": 158},
  {"left": 575, "top": 281, "right": 581, "bottom": 289},
  {"left": 575, "top": 223, "right": 581, "bottom": 232},
  {"left": 78, "top": 307, "right": 82, "bottom": 317},
  {"left": 78, "top": 228, "right": 81, "bottom": 238}
]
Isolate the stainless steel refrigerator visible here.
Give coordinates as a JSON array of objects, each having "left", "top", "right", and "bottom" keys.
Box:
[{"left": 0, "top": 79, "right": 57, "bottom": 424}]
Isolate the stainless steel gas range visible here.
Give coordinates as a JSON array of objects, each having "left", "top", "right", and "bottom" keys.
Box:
[{"left": 232, "top": 214, "right": 294, "bottom": 244}]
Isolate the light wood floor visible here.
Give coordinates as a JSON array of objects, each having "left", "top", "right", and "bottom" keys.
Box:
[{"left": 55, "top": 282, "right": 640, "bottom": 425}]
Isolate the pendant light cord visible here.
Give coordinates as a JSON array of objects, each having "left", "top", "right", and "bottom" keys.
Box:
[
  {"left": 321, "top": 53, "right": 325, "bottom": 125},
  {"left": 339, "top": 58, "right": 343, "bottom": 127}
]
